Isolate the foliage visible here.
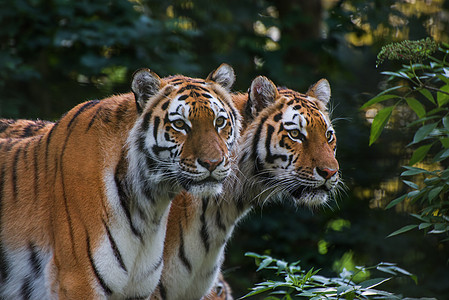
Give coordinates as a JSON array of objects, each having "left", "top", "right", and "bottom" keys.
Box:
[
  {"left": 241, "top": 252, "right": 416, "bottom": 300},
  {"left": 376, "top": 38, "right": 437, "bottom": 66},
  {"left": 363, "top": 40, "right": 449, "bottom": 241}
]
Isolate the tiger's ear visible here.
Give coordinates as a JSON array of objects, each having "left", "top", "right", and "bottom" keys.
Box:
[
  {"left": 206, "top": 63, "right": 235, "bottom": 91},
  {"left": 307, "top": 79, "right": 331, "bottom": 106},
  {"left": 131, "top": 68, "right": 162, "bottom": 113},
  {"left": 246, "top": 76, "right": 277, "bottom": 120}
]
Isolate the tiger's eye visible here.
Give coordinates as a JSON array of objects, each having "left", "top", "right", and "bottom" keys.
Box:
[
  {"left": 326, "top": 130, "right": 334, "bottom": 142},
  {"left": 288, "top": 129, "right": 305, "bottom": 142},
  {"left": 215, "top": 116, "right": 226, "bottom": 128},
  {"left": 173, "top": 119, "right": 185, "bottom": 129},
  {"left": 290, "top": 129, "right": 300, "bottom": 138}
]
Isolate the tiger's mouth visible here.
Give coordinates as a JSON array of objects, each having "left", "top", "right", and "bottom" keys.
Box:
[
  {"left": 290, "top": 185, "right": 330, "bottom": 199},
  {"left": 287, "top": 185, "right": 332, "bottom": 207},
  {"left": 177, "top": 175, "right": 224, "bottom": 197}
]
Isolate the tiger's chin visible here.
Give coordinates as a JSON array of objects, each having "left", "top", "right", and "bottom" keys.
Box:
[
  {"left": 179, "top": 177, "right": 224, "bottom": 198},
  {"left": 289, "top": 187, "right": 330, "bottom": 208}
]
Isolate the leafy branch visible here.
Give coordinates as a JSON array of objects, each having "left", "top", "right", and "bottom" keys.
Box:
[
  {"left": 363, "top": 39, "right": 449, "bottom": 241},
  {"left": 241, "top": 253, "right": 416, "bottom": 300}
]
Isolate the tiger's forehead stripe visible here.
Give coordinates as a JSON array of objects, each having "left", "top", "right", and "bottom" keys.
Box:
[{"left": 280, "top": 91, "right": 328, "bottom": 129}]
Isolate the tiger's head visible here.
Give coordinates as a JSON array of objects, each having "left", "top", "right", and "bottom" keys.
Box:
[
  {"left": 128, "top": 64, "right": 240, "bottom": 198},
  {"left": 240, "top": 76, "right": 339, "bottom": 207}
]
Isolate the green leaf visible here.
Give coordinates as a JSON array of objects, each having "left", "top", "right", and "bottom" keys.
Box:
[
  {"left": 412, "top": 122, "right": 438, "bottom": 144},
  {"left": 409, "top": 144, "right": 432, "bottom": 165},
  {"left": 418, "top": 88, "right": 435, "bottom": 104},
  {"left": 442, "top": 116, "right": 449, "bottom": 130},
  {"left": 419, "top": 223, "right": 432, "bottom": 229},
  {"left": 405, "top": 97, "right": 426, "bottom": 118},
  {"left": 361, "top": 94, "right": 399, "bottom": 109},
  {"left": 437, "top": 75, "right": 449, "bottom": 86},
  {"left": 401, "top": 166, "right": 428, "bottom": 176},
  {"left": 433, "top": 148, "right": 449, "bottom": 162},
  {"left": 359, "top": 277, "right": 390, "bottom": 289},
  {"left": 428, "top": 186, "right": 444, "bottom": 200},
  {"left": 402, "top": 180, "right": 419, "bottom": 189},
  {"left": 257, "top": 257, "right": 273, "bottom": 271},
  {"left": 385, "top": 195, "right": 406, "bottom": 209},
  {"left": 440, "top": 137, "right": 449, "bottom": 148},
  {"left": 369, "top": 106, "right": 394, "bottom": 146},
  {"left": 387, "top": 224, "right": 418, "bottom": 238},
  {"left": 437, "top": 84, "right": 449, "bottom": 107},
  {"left": 381, "top": 71, "right": 410, "bottom": 80}
]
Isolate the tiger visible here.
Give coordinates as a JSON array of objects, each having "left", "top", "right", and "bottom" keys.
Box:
[
  {"left": 0, "top": 123, "right": 235, "bottom": 300},
  {"left": 0, "top": 64, "right": 241, "bottom": 299},
  {"left": 151, "top": 75, "right": 340, "bottom": 300}
]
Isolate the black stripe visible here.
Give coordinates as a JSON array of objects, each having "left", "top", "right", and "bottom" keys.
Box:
[
  {"left": 140, "top": 110, "right": 152, "bottom": 133},
  {"left": 177, "top": 94, "right": 189, "bottom": 101},
  {"left": 29, "top": 243, "right": 42, "bottom": 276},
  {"left": 178, "top": 221, "right": 192, "bottom": 273},
  {"left": 115, "top": 102, "right": 128, "bottom": 124},
  {"left": 265, "top": 125, "right": 287, "bottom": 163},
  {"left": 161, "top": 100, "right": 170, "bottom": 110},
  {"left": 21, "top": 276, "right": 33, "bottom": 300},
  {"left": 153, "top": 116, "right": 160, "bottom": 141},
  {"left": 103, "top": 219, "right": 127, "bottom": 272},
  {"left": 12, "top": 146, "right": 22, "bottom": 202},
  {"left": 252, "top": 116, "right": 267, "bottom": 164},
  {"left": 86, "top": 235, "right": 113, "bottom": 295},
  {"left": 158, "top": 282, "right": 167, "bottom": 300},
  {"left": 152, "top": 144, "right": 176, "bottom": 156},
  {"left": 86, "top": 106, "right": 102, "bottom": 132},
  {"left": 114, "top": 172, "right": 141, "bottom": 239},
  {"left": 67, "top": 100, "right": 100, "bottom": 129},
  {"left": 59, "top": 129, "right": 77, "bottom": 257},
  {"left": 21, "top": 123, "right": 36, "bottom": 138},
  {"left": 45, "top": 121, "right": 59, "bottom": 170},
  {"left": 0, "top": 165, "right": 8, "bottom": 282},
  {"left": 215, "top": 207, "right": 226, "bottom": 232},
  {"left": 33, "top": 136, "right": 42, "bottom": 202},
  {"left": 0, "top": 119, "right": 14, "bottom": 133},
  {"left": 200, "top": 197, "right": 210, "bottom": 253}
]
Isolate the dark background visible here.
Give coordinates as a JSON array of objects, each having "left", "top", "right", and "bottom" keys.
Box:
[{"left": 1, "top": 0, "right": 448, "bottom": 298}]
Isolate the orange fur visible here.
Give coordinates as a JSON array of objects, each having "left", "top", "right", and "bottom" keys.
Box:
[{"left": 0, "top": 64, "right": 241, "bottom": 299}]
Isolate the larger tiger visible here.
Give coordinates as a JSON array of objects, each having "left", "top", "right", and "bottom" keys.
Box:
[
  {"left": 0, "top": 64, "right": 241, "bottom": 299},
  {"left": 151, "top": 76, "right": 340, "bottom": 300}
]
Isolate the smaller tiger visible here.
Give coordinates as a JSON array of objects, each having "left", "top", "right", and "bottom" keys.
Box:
[{"left": 153, "top": 76, "right": 340, "bottom": 300}]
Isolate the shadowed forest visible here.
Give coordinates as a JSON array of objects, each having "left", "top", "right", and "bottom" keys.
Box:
[{"left": 1, "top": 0, "right": 449, "bottom": 298}]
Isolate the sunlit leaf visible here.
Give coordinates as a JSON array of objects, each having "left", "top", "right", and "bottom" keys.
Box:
[
  {"left": 257, "top": 257, "right": 273, "bottom": 271},
  {"left": 437, "top": 84, "right": 449, "bottom": 107},
  {"left": 369, "top": 106, "right": 394, "bottom": 146},
  {"left": 409, "top": 144, "right": 433, "bottom": 165},
  {"left": 405, "top": 97, "right": 426, "bottom": 118},
  {"left": 418, "top": 88, "right": 435, "bottom": 104}
]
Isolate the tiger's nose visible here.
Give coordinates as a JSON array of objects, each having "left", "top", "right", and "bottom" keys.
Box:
[
  {"left": 316, "top": 167, "right": 338, "bottom": 180},
  {"left": 198, "top": 158, "right": 223, "bottom": 172}
]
